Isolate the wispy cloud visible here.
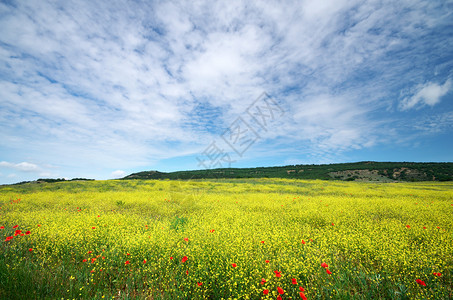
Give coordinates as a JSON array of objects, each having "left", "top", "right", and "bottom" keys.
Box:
[
  {"left": 412, "top": 112, "right": 453, "bottom": 134},
  {"left": 400, "top": 79, "right": 452, "bottom": 110},
  {"left": 0, "top": 161, "right": 40, "bottom": 172},
  {"left": 0, "top": 161, "right": 54, "bottom": 179}
]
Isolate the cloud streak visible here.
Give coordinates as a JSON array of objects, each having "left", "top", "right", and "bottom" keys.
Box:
[
  {"left": 0, "top": 161, "right": 40, "bottom": 172},
  {"left": 400, "top": 79, "right": 452, "bottom": 110}
]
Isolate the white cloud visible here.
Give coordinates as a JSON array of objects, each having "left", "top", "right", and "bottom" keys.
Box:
[
  {"left": 16, "top": 162, "right": 40, "bottom": 172},
  {"left": 0, "top": 161, "right": 58, "bottom": 181},
  {"left": 400, "top": 79, "right": 452, "bottom": 110},
  {"left": 111, "top": 170, "right": 126, "bottom": 178},
  {"left": 0, "top": 161, "right": 40, "bottom": 172}
]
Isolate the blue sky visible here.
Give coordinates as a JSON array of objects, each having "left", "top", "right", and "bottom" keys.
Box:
[{"left": 0, "top": 0, "right": 452, "bottom": 184}]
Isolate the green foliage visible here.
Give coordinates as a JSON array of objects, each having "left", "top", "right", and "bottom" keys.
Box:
[
  {"left": 169, "top": 216, "right": 189, "bottom": 232},
  {"left": 122, "top": 161, "right": 453, "bottom": 182}
]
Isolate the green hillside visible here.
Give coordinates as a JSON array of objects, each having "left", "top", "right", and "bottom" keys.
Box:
[{"left": 123, "top": 161, "right": 453, "bottom": 182}]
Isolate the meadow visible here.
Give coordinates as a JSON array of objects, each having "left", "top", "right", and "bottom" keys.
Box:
[{"left": 0, "top": 178, "right": 451, "bottom": 299}]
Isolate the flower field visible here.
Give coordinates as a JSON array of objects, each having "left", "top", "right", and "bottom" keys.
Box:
[{"left": 0, "top": 179, "right": 452, "bottom": 299}]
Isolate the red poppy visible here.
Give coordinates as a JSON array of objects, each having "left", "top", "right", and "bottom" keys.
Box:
[
  {"left": 277, "top": 296, "right": 282, "bottom": 300},
  {"left": 125, "top": 261, "right": 130, "bottom": 265},
  {"left": 423, "top": 227, "right": 427, "bottom": 229},
  {"left": 433, "top": 272, "right": 442, "bottom": 277},
  {"left": 90, "top": 270, "right": 95, "bottom": 273},
  {"left": 143, "top": 259, "right": 147, "bottom": 264},
  {"left": 210, "top": 229, "right": 215, "bottom": 233},
  {"left": 299, "top": 286, "right": 305, "bottom": 292},
  {"left": 0, "top": 226, "right": 4, "bottom": 229},
  {"left": 300, "top": 292, "right": 307, "bottom": 300},
  {"left": 88, "top": 251, "right": 92, "bottom": 254},
  {"left": 436, "top": 226, "right": 440, "bottom": 229},
  {"left": 292, "top": 278, "right": 297, "bottom": 284},
  {"left": 331, "top": 223, "right": 334, "bottom": 226},
  {"left": 184, "top": 237, "right": 189, "bottom": 242},
  {"left": 197, "top": 282, "right": 202, "bottom": 286},
  {"left": 13, "top": 225, "right": 18, "bottom": 229},
  {"left": 92, "top": 227, "right": 95, "bottom": 229},
  {"left": 14, "top": 230, "right": 21, "bottom": 236},
  {"left": 265, "top": 260, "right": 270, "bottom": 263},
  {"left": 274, "top": 270, "right": 282, "bottom": 278},
  {"left": 277, "top": 287, "right": 284, "bottom": 294},
  {"left": 261, "top": 240, "right": 264, "bottom": 244},
  {"left": 37, "top": 224, "right": 41, "bottom": 227},
  {"left": 326, "top": 269, "right": 332, "bottom": 275},
  {"left": 301, "top": 239, "right": 306, "bottom": 244},
  {"left": 182, "top": 256, "right": 188, "bottom": 263},
  {"left": 232, "top": 263, "right": 237, "bottom": 268},
  {"left": 416, "top": 279, "right": 426, "bottom": 286},
  {"left": 102, "top": 257, "right": 105, "bottom": 259},
  {"left": 170, "top": 256, "right": 174, "bottom": 260},
  {"left": 127, "top": 253, "right": 130, "bottom": 256},
  {"left": 97, "top": 215, "right": 100, "bottom": 217},
  {"left": 91, "top": 258, "right": 96, "bottom": 263},
  {"left": 186, "top": 270, "right": 189, "bottom": 275},
  {"left": 321, "top": 262, "right": 328, "bottom": 268},
  {"left": 28, "top": 248, "right": 33, "bottom": 252},
  {"left": 260, "top": 278, "right": 266, "bottom": 285},
  {"left": 263, "top": 289, "right": 269, "bottom": 295},
  {"left": 5, "top": 236, "right": 13, "bottom": 241},
  {"left": 82, "top": 259, "right": 87, "bottom": 262},
  {"left": 406, "top": 225, "right": 411, "bottom": 228}
]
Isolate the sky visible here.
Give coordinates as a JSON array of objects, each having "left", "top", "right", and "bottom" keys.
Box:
[{"left": 0, "top": 0, "right": 452, "bottom": 184}]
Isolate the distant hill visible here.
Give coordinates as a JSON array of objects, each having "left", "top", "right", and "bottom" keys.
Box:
[{"left": 122, "top": 161, "right": 453, "bottom": 182}]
